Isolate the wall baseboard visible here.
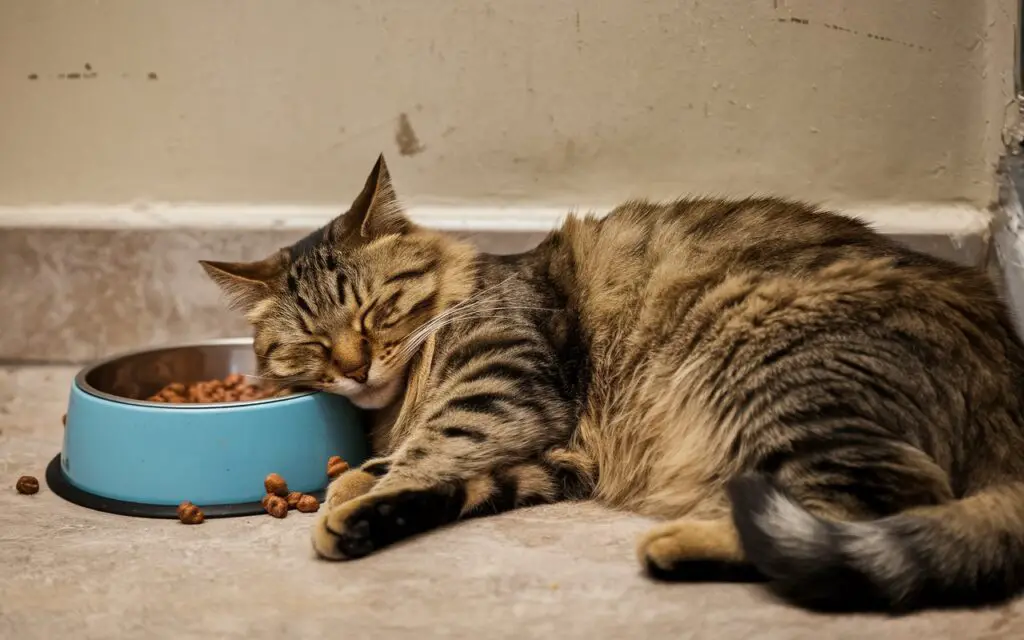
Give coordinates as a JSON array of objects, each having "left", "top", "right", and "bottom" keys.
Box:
[
  {"left": 0, "top": 202, "right": 994, "bottom": 363},
  {"left": 0, "top": 201, "right": 994, "bottom": 235}
]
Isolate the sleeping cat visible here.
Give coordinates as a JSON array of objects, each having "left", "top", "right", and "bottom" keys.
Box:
[{"left": 202, "top": 155, "right": 1024, "bottom": 612}]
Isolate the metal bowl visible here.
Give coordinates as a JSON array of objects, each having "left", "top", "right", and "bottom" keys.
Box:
[{"left": 47, "top": 338, "right": 369, "bottom": 518}]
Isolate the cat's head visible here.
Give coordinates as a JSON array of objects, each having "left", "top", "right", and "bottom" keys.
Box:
[{"left": 200, "top": 155, "right": 476, "bottom": 409}]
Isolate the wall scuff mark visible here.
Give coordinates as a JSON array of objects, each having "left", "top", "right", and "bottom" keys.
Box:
[
  {"left": 29, "top": 63, "right": 99, "bottom": 81},
  {"left": 776, "top": 16, "right": 932, "bottom": 52}
]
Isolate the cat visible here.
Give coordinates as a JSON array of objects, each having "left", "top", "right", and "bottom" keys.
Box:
[{"left": 202, "top": 155, "right": 1024, "bottom": 612}]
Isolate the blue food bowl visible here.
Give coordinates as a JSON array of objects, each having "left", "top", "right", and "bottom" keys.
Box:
[{"left": 46, "top": 337, "right": 369, "bottom": 519}]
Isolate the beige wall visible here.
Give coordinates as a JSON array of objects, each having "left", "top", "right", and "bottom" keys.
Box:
[{"left": 0, "top": 0, "right": 1016, "bottom": 211}]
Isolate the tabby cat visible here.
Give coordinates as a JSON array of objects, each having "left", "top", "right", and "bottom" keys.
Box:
[{"left": 202, "top": 155, "right": 1024, "bottom": 612}]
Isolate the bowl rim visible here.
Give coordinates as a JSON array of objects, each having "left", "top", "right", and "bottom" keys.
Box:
[{"left": 74, "top": 336, "right": 316, "bottom": 409}]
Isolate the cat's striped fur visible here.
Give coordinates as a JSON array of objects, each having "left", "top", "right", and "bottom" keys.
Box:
[{"left": 203, "top": 155, "right": 1024, "bottom": 612}]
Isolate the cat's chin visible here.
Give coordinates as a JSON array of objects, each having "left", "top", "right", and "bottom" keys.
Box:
[{"left": 323, "top": 377, "right": 403, "bottom": 410}]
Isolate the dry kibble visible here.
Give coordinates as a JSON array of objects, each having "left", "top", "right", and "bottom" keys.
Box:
[
  {"left": 296, "top": 494, "right": 320, "bottom": 513},
  {"left": 15, "top": 476, "right": 39, "bottom": 495},
  {"left": 260, "top": 494, "right": 273, "bottom": 509},
  {"left": 61, "top": 413, "right": 67, "bottom": 426},
  {"left": 327, "top": 458, "right": 349, "bottom": 479},
  {"left": 264, "top": 473, "right": 288, "bottom": 497},
  {"left": 178, "top": 503, "right": 205, "bottom": 525},
  {"left": 286, "top": 491, "right": 303, "bottom": 509},
  {"left": 264, "top": 495, "right": 288, "bottom": 518},
  {"left": 144, "top": 375, "right": 278, "bottom": 404}
]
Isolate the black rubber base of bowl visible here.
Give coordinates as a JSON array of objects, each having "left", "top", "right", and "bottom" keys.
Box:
[{"left": 45, "top": 454, "right": 326, "bottom": 519}]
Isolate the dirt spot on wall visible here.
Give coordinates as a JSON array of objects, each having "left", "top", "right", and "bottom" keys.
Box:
[{"left": 395, "top": 113, "right": 426, "bottom": 156}]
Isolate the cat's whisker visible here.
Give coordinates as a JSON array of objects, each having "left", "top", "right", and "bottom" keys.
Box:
[
  {"left": 400, "top": 291, "right": 548, "bottom": 347},
  {"left": 397, "top": 306, "right": 503, "bottom": 356},
  {"left": 399, "top": 295, "right": 502, "bottom": 348},
  {"left": 394, "top": 307, "right": 553, "bottom": 362}
]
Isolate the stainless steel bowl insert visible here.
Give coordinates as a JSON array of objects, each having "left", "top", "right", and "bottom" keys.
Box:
[{"left": 76, "top": 337, "right": 311, "bottom": 408}]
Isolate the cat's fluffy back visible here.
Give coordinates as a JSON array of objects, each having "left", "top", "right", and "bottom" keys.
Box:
[{"left": 540, "top": 197, "right": 1023, "bottom": 516}]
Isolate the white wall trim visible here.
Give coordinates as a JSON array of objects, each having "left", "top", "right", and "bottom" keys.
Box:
[{"left": 0, "top": 202, "right": 991, "bottom": 237}]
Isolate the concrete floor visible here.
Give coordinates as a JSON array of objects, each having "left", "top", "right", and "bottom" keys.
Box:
[{"left": 1, "top": 366, "right": 1022, "bottom": 639}]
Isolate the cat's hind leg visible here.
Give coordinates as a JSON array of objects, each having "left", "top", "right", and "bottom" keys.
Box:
[
  {"left": 638, "top": 516, "right": 765, "bottom": 582},
  {"left": 637, "top": 498, "right": 877, "bottom": 584},
  {"left": 640, "top": 437, "right": 955, "bottom": 611}
]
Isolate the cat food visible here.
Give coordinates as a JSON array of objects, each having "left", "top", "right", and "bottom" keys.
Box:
[
  {"left": 177, "top": 502, "right": 205, "bottom": 525},
  {"left": 327, "top": 456, "right": 349, "bottom": 478},
  {"left": 263, "top": 492, "right": 297, "bottom": 511},
  {"left": 257, "top": 474, "right": 319, "bottom": 517},
  {"left": 296, "top": 494, "right": 320, "bottom": 513},
  {"left": 15, "top": 475, "right": 39, "bottom": 495},
  {"left": 264, "top": 495, "right": 288, "bottom": 518},
  {"left": 264, "top": 473, "right": 288, "bottom": 497},
  {"left": 146, "top": 373, "right": 276, "bottom": 404}
]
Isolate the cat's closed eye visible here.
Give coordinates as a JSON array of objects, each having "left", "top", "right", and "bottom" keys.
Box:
[{"left": 300, "top": 341, "right": 331, "bottom": 356}]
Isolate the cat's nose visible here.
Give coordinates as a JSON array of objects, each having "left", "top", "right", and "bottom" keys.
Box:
[
  {"left": 332, "top": 337, "right": 371, "bottom": 383},
  {"left": 341, "top": 363, "right": 369, "bottom": 384}
]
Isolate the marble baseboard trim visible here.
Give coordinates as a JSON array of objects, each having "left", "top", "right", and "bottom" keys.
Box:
[{"left": 0, "top": 204, "right": 993, "bottom": 363}]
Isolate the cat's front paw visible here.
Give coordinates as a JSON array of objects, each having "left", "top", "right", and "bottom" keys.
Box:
[
  {"left": 312, "top": 484, "right": 463, "bottom": 560},
  {"left": 312, "top": 495, "right": 376, "bottom": 560}
]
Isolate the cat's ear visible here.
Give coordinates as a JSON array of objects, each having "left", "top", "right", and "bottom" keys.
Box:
[
  {"left": 330, "top": 154, "right": 410, "bottom": 243},
  {"left": 199, "top": 250, "right": 288, "bottom": 315}
]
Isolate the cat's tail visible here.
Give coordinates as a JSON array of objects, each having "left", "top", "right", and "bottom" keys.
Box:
[{"left": 727, "top": 473, "right": 1024, "bottom": 612}]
